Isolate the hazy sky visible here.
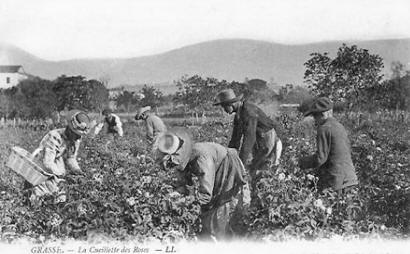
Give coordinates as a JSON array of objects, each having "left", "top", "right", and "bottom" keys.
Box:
[{"left": 0, "top": 0, "right": 409, "bottom": 60}]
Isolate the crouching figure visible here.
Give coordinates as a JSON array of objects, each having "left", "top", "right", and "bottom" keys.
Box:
[
  {"left": 27, "top": 110, "right": 90, "bottom": 204},
  {"left": 156, "top": 128, "right": 250, "bottom": 240}
]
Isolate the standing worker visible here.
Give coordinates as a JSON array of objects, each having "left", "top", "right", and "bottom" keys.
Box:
[
  {"left": 156, "top": 128, "right": 250, "bottom": 240},
  {"left": 213, "top": 89, "right": 283, "bottom": 199},
  {"left": 298, "top": 97, "right": 359, "bottom": 219},
  {"left": 28, "top": 110, "right": 91, "bottom": 204},
  {"left": 135, "top": 106, "right": 167, "bottom": 145},
  {"left": 94, "top": 108, "right": 123, "bottom": 149},
  {"left": 298, "top": 97, "right": 358, "bottom": 193}
]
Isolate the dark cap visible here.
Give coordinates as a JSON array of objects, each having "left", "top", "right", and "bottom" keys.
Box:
[
  {"left": 102, "top": 108, "right": 112, "bottom": 115},
  {"left": 304, "top": 97, "right": 333, "bottom": 116}
]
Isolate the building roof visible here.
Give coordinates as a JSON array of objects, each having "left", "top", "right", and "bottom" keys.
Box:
[{"left": 0, "top": 65, "right": 23, "bottom": 73}]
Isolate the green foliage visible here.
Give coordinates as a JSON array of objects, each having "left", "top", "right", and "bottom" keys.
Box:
[
  {"left": 174, "top": 75, "right": 228, "bottom": 113},
  {"left": 246, "top": 79, "right": 269, "bottom": 91},
  {"left": 245, "top": 79, "right": 279, "bottom": 104},
  {"left": 366, "top": 74, "right": 410, "bottom": 111},
  {"left": 280, "top": 86, "right": 313, "bottom": 104},
  {"left": 53, "top": 76, "right": 109, "bottom": 112},
  {"left": 0, "top": 126, "right": 200, "bottom": 242},
  {"left": 247, "top": 111, "right": 409, "bottom": 240},
  {"left": 85, "top": 80, "right": 110, "bottom": 112},
  {"left": 0, "top": 111, "right": 408, "bottom": 242},
  {"left": 0, "top": 75, "right": 109, "bottom": 119},
  {"left": 0, "top": 77, "right": 57, "bottom": 119},
  {"left": 0, "top": 93, "right": 9, "bottom": 117},
  {"left": 390, "top": 61, "right": 410, "bottom": 79},
  {"left": 115, "top": 85, "right": 164, "bottom": 112},
  {"left": 138, "top": 85, "right": 164, "bottom": 109},
  {"left": 173, "top": 75, "right": 277, "bottom": 115},
  {"left": 304, "top": 44, "right": 384, "bottom": 107},
  {"left": 115, "top": 91, "right": 138, "bottom": 113}
]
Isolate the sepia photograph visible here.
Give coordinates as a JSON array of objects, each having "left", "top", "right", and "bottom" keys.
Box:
[{"left": 0, "top": 0, "right": 409, "bottom": 253}]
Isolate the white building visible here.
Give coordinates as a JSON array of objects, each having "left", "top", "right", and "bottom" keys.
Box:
[{"left": 0, "top": 65, "right": 29, "bottom": 89}]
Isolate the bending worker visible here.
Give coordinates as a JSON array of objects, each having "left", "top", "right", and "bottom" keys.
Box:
[
  {"left": 156, "top": 128, "right": 250, "bottom": 240},
  {"left": 135, "top": 106, "right": 167, "bottom": 144},
  {"left": 94, "top": 108, "right": 123, "bottom": 149},
  {"left": 28, "top": 110, "right": 90, "bottom": 204}
]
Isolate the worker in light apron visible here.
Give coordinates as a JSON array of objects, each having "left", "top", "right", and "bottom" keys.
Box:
[{"left": 27, "top": 110, "right": 90, "bottom": 205}]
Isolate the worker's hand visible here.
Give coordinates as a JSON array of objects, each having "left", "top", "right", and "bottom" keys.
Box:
[
  {"left": 66, "top": 158, "right": 83, "bottom": 175},
  {"left": 71, "top": 167, "right": 84, "bottom": 176}
]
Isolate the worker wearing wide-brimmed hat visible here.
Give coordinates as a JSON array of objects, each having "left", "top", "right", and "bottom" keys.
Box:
[
  {"left": 27, "top": 110, "right": 91, "bottom": 204},
  {"left": 214, "top": 89, "right": 283, "bottom": 199},
  {"left": 298, "top": 97, "right": 358, "bottom": 192},
  {"left": 156, "top": 127, "right": 250, "bottom": 240},
  {"left": 135, "top": 106, "right": 167, "bottom": 144}
]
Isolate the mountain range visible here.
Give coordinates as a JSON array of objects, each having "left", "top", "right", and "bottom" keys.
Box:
[{"left": 1, "top": 38, "right": 409, "bottom": 93}]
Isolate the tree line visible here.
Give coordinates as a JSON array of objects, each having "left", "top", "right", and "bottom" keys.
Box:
[
  {"left": 1, "top": 43, "right": 409, "bottom": 120},
  {"left": 0, "top": 75, "right": 109, "bottom": 119},
  {"left": 304, "top": 44, "right": 410, "bottom": 111}
]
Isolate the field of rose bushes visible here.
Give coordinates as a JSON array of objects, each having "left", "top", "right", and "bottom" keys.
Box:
[{"left": 0, "top": 110, "right": 409, "bottom": 243}]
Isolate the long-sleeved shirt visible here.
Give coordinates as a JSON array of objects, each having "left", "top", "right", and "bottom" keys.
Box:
[
  {"left": 299, "top": 117, "right": 358, "bottom": 190},
  {"left": 174, "top": 142, "right": 246, "bottom": 209},
  {"left": 94, "top": 114, "right": 123, "bottom": 137},
  {"left": 228, "top": 100, "right": 281, "bottom": 163},
  {"left": 145, "top": 114, "right": 167, "bottom": 141},
  {"left": 34, "top": 128, "right": 81, "bottom": 176}
]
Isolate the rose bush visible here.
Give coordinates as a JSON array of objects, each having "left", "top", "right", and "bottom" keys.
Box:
[
  {"left": 0, "top": 127, "right": 201, "bottom": 243},
  {"left": 243, "top": 112, "right": 409, "bottom": 240},
  {"left": 0, "top": 111, "right": 409, "bottom": 243}
]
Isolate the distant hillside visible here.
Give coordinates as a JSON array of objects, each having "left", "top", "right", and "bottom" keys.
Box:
[{"left": 1, "top": 38, "right": 409, "bottom": 93}]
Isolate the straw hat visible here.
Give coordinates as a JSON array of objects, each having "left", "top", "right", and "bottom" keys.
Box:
[
  {"left": 213, "top": 89, "right": 243, "bottom": 106},
  {"left": 135, "top": 106, "right": 152, "bottom": 120},
  {"left": 67, "top": 110, "right": 90, "bottom": 136},
  {"left": 157, "top": 133, "right": 181, "bottom": 154},
  {"left": 157, "top": 128, "right": 193, "bottom": 170}
]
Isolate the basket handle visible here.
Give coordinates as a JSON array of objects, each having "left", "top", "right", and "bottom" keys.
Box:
[
  {"left": 30, "top": 146, "right": 54, "bottom": 177},
  {"left": 31, "top": 146, "right": 42, "bottom": 159}
]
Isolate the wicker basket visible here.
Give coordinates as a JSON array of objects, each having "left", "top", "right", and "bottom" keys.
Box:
[{"left": 6, "top": 146, "right": 51, "bottom": 186}]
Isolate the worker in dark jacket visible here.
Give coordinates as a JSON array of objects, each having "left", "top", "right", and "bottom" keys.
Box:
[
  {"left": 214, "top": 89, "right": 282, "bottom": 203},
  {"left": 214, "top": 89, "right": 282, "bottom": 169},
  {"left": 298, "top": 97, "right": 358, "bottom": 193}
]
